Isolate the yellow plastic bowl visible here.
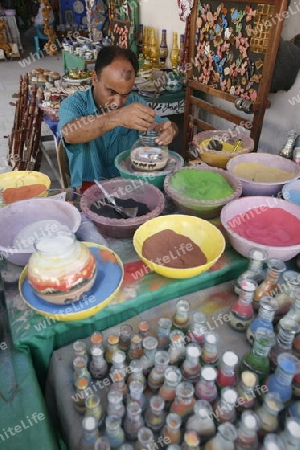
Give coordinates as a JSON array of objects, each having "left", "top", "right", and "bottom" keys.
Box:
[
  {"left": 0, "top": 171, "right": 50, "bottom": 202},
  {"left": 133, "top": 215, "right": 226, "bottom": 279}
]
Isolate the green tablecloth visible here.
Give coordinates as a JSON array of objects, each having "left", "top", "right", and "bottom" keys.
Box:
[{"left": 62, "top": 50, "right": 95, "bottom": 72}]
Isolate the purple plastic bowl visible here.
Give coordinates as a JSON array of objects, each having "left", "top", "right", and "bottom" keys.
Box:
[
  {"left": 80, "top": 178, "right": 165, "bottom": 238},
  {"left": 221, "top": 196, "right": 300, "bottom": 261},
  {"left": 164, "top": 165, "right": 242, "bottom": 219},
  {"left": 226, "top": 153, "right": 300, "bottom": 196}
]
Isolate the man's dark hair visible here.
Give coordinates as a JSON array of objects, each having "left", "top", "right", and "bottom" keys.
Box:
[{"left": 94, "top": 46, "right": 138, "bottom": 78}]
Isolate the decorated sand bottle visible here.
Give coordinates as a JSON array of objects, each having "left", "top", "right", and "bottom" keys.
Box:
[
  {"left": 157, "top": 318, "right": 172, "bottom": 350},
  {"left": 109, "top": 371, "right": 128, "bottom": 400},
  {"left": 89, "top": 332, "right": 103, "bottom": 354},
  {"left": 107, "top": 390, "right": 125, "bottom": 420},
  {"left": 280, "top": 417, "right": 300, "bottom": 449},
  {"left": 84, "top": 394, "right": 104, "bottom": 428},
  {"left": 256, "top": 392, "right": 283, "bottom": 440},
  {"left": 145, "top": 395, "right": 165, "bottom": 432},
  {"left": 127, "top": 380, "right": 146, "bottom": 412},
  {"left": 262, "top": 434, "right": 284, "bottom": 450},
  {"left": 148, "top": 351, "right": 170, "bottom": 392},
  {"left": 159, "top": 366, "right": 182, "bottom": 409},
  {"left": 105, "top": 335, "right": 120, "bottom": 365},
  {"left": 240, "top": 327, "right": 275, "bottom": 384},
  {"left": 168, "top": 330, "right": 186, "bottom": 366},
  {"left": 229, "top": 279, "right": 257, "bottom": 331},
  {"left": 200, "top": 331, "right": 219, "bottom": 367},
  {"left": 110, "top": 351, "right": 127, "bottom": 381},
  {"left": 159, "top": 29, "right": 168, "bottom": 68},
  {"left": 80, "top": 416, "right": 98, "bottom": 450},
  {"left": 74, "top": 340, "right": 87, "bottom": 357},
  {"left": 172, "top": 299, "right": 190, "bottom": 333},
  {"left": 187, "top": 311, "right": 207, "bottom": 345},
  {"left": 284, "top": 291, "right": 300, "bottom": 328},
  {"left": 269, "top": 317, "right": 299, "bottom": 371},
  {"left": 162, "top": 413, "right": 182, "bottom": 445},
  {"left": 213, "top": 387, "right": 238, "bottom": 425},
  {"left": 74, "top": 376, "right": 90, "bottom": 414},
  {"left": 265, "top": 353, "right": 300, "bottom": 404},
  {"left": 140, "top": 336, "right": 158, "bottom": 375},
  {"left": 105, "top": 415, "right": 124, "bottom": 449},
  {"left": 273, "top": 270, "right": 300, "bottom": 322},
  {"left": 123, "top": 401, "right": 144, "bottom": 442},
  {"left": 128, "top": 334, "right": 143, "bottom": 362},
  {"left": 136, "top": 427, "right": 156, "bottom": 450},
  {"left": 119, "top": 324, "right": 133, "bottom": 353},
  {"left": 89, "top": 347, "right": 108, "bottom": 380},
  {"left": 127, "top": 359, "right": 145, "bottom": 388},
  {"left": 253, "top": 259, "right": 286, "bottom": 311},
  {"left": 235, "top": 410, "right": 258, "bottom": 450},
  {"left": 236, "top": 371, "right": 258, "bottom": 412},
  {"left": 73, "top": 355, "right": 91, "bottom": 387},
  {"left": 204, "top": 422, "right": 237, "bottom": 450},
  {"left": 234, "top": 249, "right": 268, "bottom": 294},
  {"left": 181, "top": 343, "right": 201, "bottom": 383},
  {"left": 195, "top": 366, "right": 218, "bottom": 404},
  {"left": 186, "top": 400, "right": 216, "bottom": 443},
  {"left": 216, "top": 351, "right": 239, "bottom": 390},
  {"left": 170, "top": 32, "right": 179, "bottom": 70},
  {"left": 94, "top": 436, "right": 111, "bottom": 450},
  {"left": 181, "top": 430, "right": 201, "bottom": 450},
  {"left": 170, "top": 381, "right": 196, "bottom": 422},
  {"left": 246, "top": 297, "right": 278, "bottom": 346},
  {"left": 139, "top": 320, "right": 151, "bottom": 338}
]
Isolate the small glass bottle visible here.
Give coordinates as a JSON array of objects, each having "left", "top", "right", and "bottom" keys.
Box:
[
  {"left": 170, "top": 32, "right": 179, "bottom": 70},
  {"left": 236, "top": 371, "right": 258, "bottom": 412},
  {"left": 159, "top": 366, "right": 182, "bottom": 409},
  {"left": 107, "top": 390, "right": 125, "bottom": 419},
  {"left": 240, "top": 327, "right": 275, "bottom": 384},
  {"left": 253, "top": 259, "right": 286, "bottom": 310},
  {"left": 262, "top": 434, "right": 285, "bottom": 450},
  {"left": 280, "top": 417, "right": 300, "bottom": 449},
  {"left": 162, "top": 413, "right": 182, "bottom": 445},
  {"left": 73, "top": 355, "right": 91, "bottom": 386},
  {"left": 274, "top": 270, "right": 300, "bottom": 321},
  {"left": 89, "top": 332, "right": 103, "bottom": 354},
  {"left": 127, "top": 380, "right": 146, "bottom": 412},
  {"left": 94, "top": 437, "right": 111, "bottom": 450},
  {"left": 269, "top": 317, "right": 299, "bottom": 370},
  {"left": 168, "top": 330, "right": 186, "bottom": 366},
  {"left": 73, "top": 340, "right": 87, "bottom": 357},
  {"left": 204, "top": 422, "right": 237, "bottom": 450},
  {"left": 145, "top": 395, "right": 165, "bottom": 432},
  {"left": 181, "top": 431, "right": 200, "bottom": 450},
  {"left": 170, "top": 381, "right": 196, "bottom": 422},
  {"left": 89, "top": 347, "right": 108, "bottom": 380},
  {"left": 278, "top": 130, "right": 297, "bottom": 159},
  {"left": 181, "top": 343, "right": 201, "bottom": 382},
  {"left": 139, "top": 320, "right": 150, "bottom": 338},
  {"left": 110, "top": 351, "right": 127, "bottom": 380},
  {"left": 256, "top": 392, "right": 283, "bottom": 439},
  {"left": 123, "top": 401, "right": 144, "bottom": 441},
  {"left": 285, "top": 291, "right": 300, "bottom": 326},
  {"left": 172, "top": 299, "right": 190, "bottom": 333},
  {"left": 138, "top": 24, "right": 144, "bottom": 56},
  {"left": 187, "top": 311, "right": 207, "bottom": 345},
  {"left": 80, "top": 416, "right": 98, "bottom": 450},
  {"left": 85, "top": 394, "right": 104, "bottom": 428},
  {"left": 109, "top": 371, "right": 128, "bottom": 400},
  {"left": 0, "top": 187, "right": 5, "bottom": 208},
  {"left": 266, "top": 353, "right": 300, "bottom": 404},
  {"left": 140, "top": 336, "right": 158, "bottom": 375},
  {"left": 246, "top": 297, "right": 278, "bottom": 345},
  {"left": 157, "top": 318, "right": 172, "bottom": 350},
  {"left": 195, "top": 366, "right": 218, "bottom": 404},
  {"left": 235, "top": 249, "right": 268, "bottom": 294},
  {"left": 229, "top": 279, "right": 257, "bottom": 331},
  {"left": 235, "top": 410, "right": 258, "bottom": 450},
  {"left": 73, "top": 376, "right": 90, "bottom": 414},
  {"left": 186, "top": 400, "right": 216, "bottom": 442},
  {"left": 213, "top": 387, "right": 238, "bottom": 425},
  {"left": 201, "top": 332, "right": 219, "bottom": 367},
  {"left": 216, "top": 351, "right": 239, "bottom": 390},
  {"left": 128, "top": 334, "right": 143, "bottom": 361},
  {"left": 136, "top": 427, "right": 155, "bottom": 450},
  {"left": 159, "top": 29, "right": 168, "bottom": 68},
  {"left": 119, "top": 324, "right": 133, "bottom": 353},
  {"left": 105, "top": 335, "right": 120, "bottom": 365},
  {"left": 127, "top": 359, "right": 145, "bottom": 388},
  {"left": 148, "top": 351, "right": 170, "bottom": 392},
  {"left": 105, "top": 415, "right": 124, "bottom": 449}
]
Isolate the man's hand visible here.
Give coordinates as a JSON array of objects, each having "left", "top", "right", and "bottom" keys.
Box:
[
  {"left": 152, "top": 120, "right": 178, "bottom": 146},
  {"left": 114, "top": 102, "right": 156, "bottom": 131}
]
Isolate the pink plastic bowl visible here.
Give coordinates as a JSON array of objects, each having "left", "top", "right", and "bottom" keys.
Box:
[
  {"left": 221, "top": 196, "right": 300, "bottom": 261},
  {"left": 80, "top": 178, "right": 165, "bottom": 238},
  {"left": 226, "top": 153, "right": 300, "bottom": 196}
]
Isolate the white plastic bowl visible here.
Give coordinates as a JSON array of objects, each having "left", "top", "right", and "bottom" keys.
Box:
[{"left": 0, "top": 198, "right": 81, "bottom": 265}]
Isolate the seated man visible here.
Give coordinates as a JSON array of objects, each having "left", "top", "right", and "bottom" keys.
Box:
[{"left": 59, "top": 45, "right": 178, "bottom": 191}]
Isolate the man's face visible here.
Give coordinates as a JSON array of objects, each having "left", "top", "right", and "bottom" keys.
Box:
[{"left": 92, "top": 58, "right": 135, "bottom": 110}]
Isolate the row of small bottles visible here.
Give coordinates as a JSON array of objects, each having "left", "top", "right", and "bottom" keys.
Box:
[{"left": 138, "top": 24, "right": 185, "bottom": 70}]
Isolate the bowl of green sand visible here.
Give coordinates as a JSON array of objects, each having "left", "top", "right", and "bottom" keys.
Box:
[{"left": 164, "top": 165, "right": 242, "bottom": 219}]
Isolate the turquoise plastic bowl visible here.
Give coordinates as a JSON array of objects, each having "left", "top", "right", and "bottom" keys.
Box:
[{"left": 114, "top": 150, "right": 184, "bottom": 189}]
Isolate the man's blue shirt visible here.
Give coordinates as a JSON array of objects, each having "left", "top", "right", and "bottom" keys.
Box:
[{"left": 58, "top": 87, "right": 165, "bottom": 187}]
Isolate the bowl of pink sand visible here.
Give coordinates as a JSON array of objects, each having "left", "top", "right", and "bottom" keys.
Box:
[{"left": 220, "top": 196, "right": 300, "bottom": 261}]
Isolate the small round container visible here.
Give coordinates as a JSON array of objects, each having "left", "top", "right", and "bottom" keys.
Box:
[{"left": 282, "top": 179, "right": 300, "bottom": 206}]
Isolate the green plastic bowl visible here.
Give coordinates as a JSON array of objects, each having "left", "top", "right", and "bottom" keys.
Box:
[{"left": 115, "top": 150, "right": 184, "bottom": 189}]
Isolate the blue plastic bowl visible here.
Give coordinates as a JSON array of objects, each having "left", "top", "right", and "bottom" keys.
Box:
[{"left": 282, "top": 178, "right": 300, "bottom": 206}]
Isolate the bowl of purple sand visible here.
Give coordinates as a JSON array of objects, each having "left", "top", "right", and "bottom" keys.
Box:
[{"left": 80, "top": 178, "right": 165, "bottom": 238}]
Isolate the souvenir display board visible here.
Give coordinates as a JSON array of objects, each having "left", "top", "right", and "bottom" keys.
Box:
[
  {"left": 183, "top": 0, "right": 288, "bottom": 155},
  {"left": 109, "top": 0, "right": 139, "bottom": 53}
]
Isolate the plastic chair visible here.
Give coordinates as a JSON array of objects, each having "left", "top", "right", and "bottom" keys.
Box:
[
  {"left": 56, "top": 140, "right": 71, "bottom": 189},
  {"left": 33, "top": 25, "right": 48, "bottom": 55}
]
